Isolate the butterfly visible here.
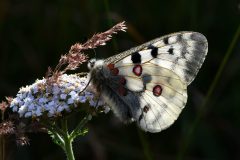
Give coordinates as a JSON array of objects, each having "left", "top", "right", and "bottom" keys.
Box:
[{"left": 88, "top": 31, "right": 208, "bottom": 133}]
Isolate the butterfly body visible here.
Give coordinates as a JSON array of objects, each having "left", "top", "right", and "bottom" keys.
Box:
[
  {"left": 88, "top": 59, "right": 136, "bottom": 122},
  {"left": 88, "top": 31, "right": 208, "bottom": 133}
]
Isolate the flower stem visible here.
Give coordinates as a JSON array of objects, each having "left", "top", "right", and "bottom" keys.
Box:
[
  {"left": 64, "top": 135, "right": 75, "bottom": 160},
  {"left": 61, "top": 118, "right": 75, "bottom": 160}
]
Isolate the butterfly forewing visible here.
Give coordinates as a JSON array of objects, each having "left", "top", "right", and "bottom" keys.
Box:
[{"left": 105, "top": 31, "right": 208, "bottom": 85}]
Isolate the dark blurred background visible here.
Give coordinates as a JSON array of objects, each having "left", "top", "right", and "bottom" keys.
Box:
[{"left": 0, "top": 0, "right": 239, "bottom": 159}]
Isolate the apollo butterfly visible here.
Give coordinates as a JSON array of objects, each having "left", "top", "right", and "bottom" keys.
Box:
[{"left": 88, "top": 32, "right": 208, "bottom": 133}]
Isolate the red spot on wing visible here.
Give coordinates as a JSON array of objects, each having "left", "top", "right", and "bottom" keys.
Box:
[
  {"left": 107, "top": 63, "right": 119, "bottom": 75},
  {"left": 153, "top": 85, "right": 162, "bottom": 97},
  {"left": 111, "top": 68, "right": 119, "bottom": 75},
  {"left": 133, "top": 65, "right": 142, "bottom": 76},
  {"left": 107, "top": 63, "right": 115, "bottom": 70}
]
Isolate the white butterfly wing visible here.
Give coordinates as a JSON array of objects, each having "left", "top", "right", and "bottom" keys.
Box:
[
  {"left": 100, "top": 31, "right": 207, "bottom": 132},
  {"left": 139, "top": 80, "right": 186, "bottom": 132}
]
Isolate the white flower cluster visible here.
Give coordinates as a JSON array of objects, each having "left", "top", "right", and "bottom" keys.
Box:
[{"left": 10, "top": 74, "right": 106, "bottom": 118}]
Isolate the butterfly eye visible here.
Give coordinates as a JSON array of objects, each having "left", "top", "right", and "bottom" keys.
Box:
[{"left": 90, "top": 61, "right": 95, "bottom": 68}]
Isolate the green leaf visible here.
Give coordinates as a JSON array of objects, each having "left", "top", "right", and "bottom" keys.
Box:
[
  {"left": 71, "top": 127, "right": 88, "bottom": 139},
  {"left": 48, "top": 130, "right": 63, "bottom": 146}
]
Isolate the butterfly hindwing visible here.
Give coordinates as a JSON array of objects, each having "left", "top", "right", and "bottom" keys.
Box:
[
  {"left": 138, "top": 80, "right": 187, "bottom": 132},
  {"left": 104, "top": 62, "right": 187, "bottom": 132}
]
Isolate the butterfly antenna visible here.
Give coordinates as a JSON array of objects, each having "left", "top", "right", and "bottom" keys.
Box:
[{"left": 78, "top": 77, "right": 92, "bottom": 96}]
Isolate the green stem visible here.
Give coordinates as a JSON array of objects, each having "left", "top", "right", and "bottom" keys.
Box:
[
  {"left": 62, "top": 118, "right": 75, "bottom": 160},
  {"left": 64, "top": 135, "right": 74, "bottom": 160}
]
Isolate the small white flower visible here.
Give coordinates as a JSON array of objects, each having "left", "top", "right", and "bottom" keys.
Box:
[
  {"left": 48, "top": 101, "right": 55, "bottom": 107},
  {"left": 52, "top": 85, "right": 60, "bottom": 95},
  {"left": 67, "top": 98, "right": 74, "bottom": 104},
  {"left": 39, "top": 97, "right": 47, "bottom": 103},
  {"left": 60, "top": 94, "right": 67, "bottom": 100},
  {"left": 10, "top": 98, "right": 19, "bottom": 107},
  {"left": 49, "top": 108, "right": 56, "bottom": 115},
  {"left": 19, "top": 105, "right": 28, "bottom": 112},
  {"left": 32, "top": 85, "right": 39, "bottom": 94},
  {"left": 25, "top": 112, "right": 32, "bottom": 118},
  {"left": 19, "top": 105, "right": 27, "bottom": 115},
  {"left": 79, "top": 96, "right": 87, "bottom": 103},
  {"left": 35, "top": 107, "right": 43, "bottom": 116},
  {"left": 28, "top": 103, "right": 35, "bottom": 111},
  {"left": 57, "top": 105, "right": 64, "bottom": 112},
  {"left": 69, "top": 90, "right": 76, "bottom": 96},
  {"left": 69, "top": 91, "right": 78, "bottom": 100}
]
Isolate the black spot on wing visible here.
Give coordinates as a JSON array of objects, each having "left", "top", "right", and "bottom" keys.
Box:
[
  {"left": 143, "top": 105, "right": 150, "bottom": 113},
  {"left": 131, "top": 52, "right": 141, "bottom": 63},
  {"left": 148, "top": 45, "right": 158, "bottom": 58},
  {"left": 163, "top": 37, "right": 169, "bottom": 44},
  {"left": 168, "top": 48, "right": 174, "bottom": 55}
]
